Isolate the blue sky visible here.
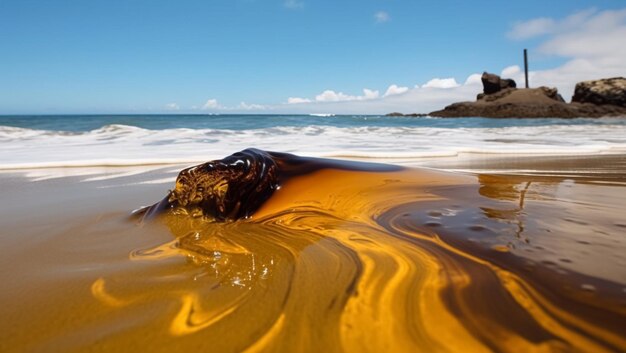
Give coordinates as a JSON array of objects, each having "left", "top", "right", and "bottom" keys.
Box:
[{"left": 0, "top": 0, "right": 624, "bottom": 114}]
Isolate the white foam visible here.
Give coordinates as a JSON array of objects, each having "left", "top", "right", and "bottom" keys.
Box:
[
  {"left": 2, "top": 123, "right": 626, "bottom": 170},
  {"left": 96, "top": 176, "right": 176, "bottom": 189},
  {"left": 20, "top": 169, "right": 104, "bottom": 181},
  {"left": 139, "top": 177, "right": 177, "bottom": 184},
  {"left": 81, "top": 168, "right": 165, "bottom": 182}
]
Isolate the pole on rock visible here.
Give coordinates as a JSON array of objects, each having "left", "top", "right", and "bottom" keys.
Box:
[{"left": 524, "top": 49, "right": 529, "bottom": 88}]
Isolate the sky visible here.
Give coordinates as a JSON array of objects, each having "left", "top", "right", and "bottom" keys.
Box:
[{"left": 0, "top": 0, "right": 624, "bottom": 114}]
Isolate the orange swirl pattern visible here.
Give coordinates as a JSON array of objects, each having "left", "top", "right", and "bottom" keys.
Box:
[
  {"left": 1, "top": 162, "right": 623, "bottom": 353},
  {"left": 96, "top": 167, "right": 625, "bottom": 352}
]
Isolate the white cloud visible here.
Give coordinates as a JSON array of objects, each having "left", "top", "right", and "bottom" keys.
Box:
[
  {"left": 464, "top": 73, "right": 482, "bottom": 86},
  {"left": 315, "top": 90, "right": 354, "bottom": 102},
  {"left": 298, "top": 88, "right": 380, "bottom": 103},
  {"left": 202, "top": 99, "right": 221, "bottom": 110},
  {"left": 507, "top": 8, "right": 597, "bottom": 40},
  {"left": 287, "top": 97, "right": 312, "bottom": 104},
  {"left": 192, "top": 98, "right": 269, "bottom": 112},
  {"left": 284, "top": 0, "right": 303, "bottom": 9},
  {"left": 363, "top": 88, "right": 380, "bottom": 99},
  {"left": 374, "top": 11, "right": 390, "bottom": 23},
  {"left": 238, "top": 102, "right": 267, "bottom": 110},
  {"left": 165, "top": 103, "right": 179, "bottom": 111},
  {"left": 501, "top": 65, "right": 521, "bottom": 78},
  {"left": 537, "top": 9, "right": 626, "bottom": 60},
  {"left": 422, "top": 78, "right": 460, "bottom": 89},
  {"left": 508, "top": 18, "right": 555, "bottom": 40},
  {"left": 383, "top": 84, "right": 409, "bottom": 97}
]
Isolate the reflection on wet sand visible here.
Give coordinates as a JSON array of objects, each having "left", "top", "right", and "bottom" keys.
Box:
[{"left": 90, "top": 164, "right": 626, "bottom": 352}]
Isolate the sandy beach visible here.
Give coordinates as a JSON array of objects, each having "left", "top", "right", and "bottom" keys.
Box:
[{"left": 1, "top": 154, "right": 624, "bottom": 352}]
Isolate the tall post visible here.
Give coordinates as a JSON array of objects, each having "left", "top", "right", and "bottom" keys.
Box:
[{"left": 524, "top": 49, "right": 529, "bottom": 88}]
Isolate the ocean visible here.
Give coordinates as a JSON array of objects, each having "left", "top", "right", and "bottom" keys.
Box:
[{"left": 1, "top": 114, "right": 626, "bottom": 169}]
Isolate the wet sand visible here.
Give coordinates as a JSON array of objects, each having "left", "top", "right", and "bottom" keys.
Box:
[{"left": 0, "top": 155, "right": 625, "bottom": 352}]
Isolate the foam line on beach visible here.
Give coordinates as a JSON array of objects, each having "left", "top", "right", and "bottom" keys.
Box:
[
  {"left": 2, "top": 123, "right": 626, "bottom": 170},
  {"left": 0, "top": 159, "right": 205, "bottom": 170},
  {"left": 3, "top": 152, "right": 626, "bottom": 171}
]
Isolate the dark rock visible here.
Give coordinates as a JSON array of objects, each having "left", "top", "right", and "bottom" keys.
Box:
[
  {"left": 572, "top": 77, "right": 626, "bottom": 107},
  {"left": 501, "top": 78, "right": 517, "bottom": 90},
  {"left": 385, "top": 112, "right": 428, "bottom": 117},
  {"left": 482, "top": 72, "right": 502, "bottom": 95},
  {"left": 481, "top": 72, "right": 517, "bottom": 95}
]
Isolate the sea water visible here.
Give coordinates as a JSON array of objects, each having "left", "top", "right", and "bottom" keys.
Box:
[{"left": 1, "top": 114, "right": 626, "bottom": 169}]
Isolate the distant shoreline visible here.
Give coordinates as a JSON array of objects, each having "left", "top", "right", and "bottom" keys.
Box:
[
  {"left": 433, "top": 75, "right": 626, "bottom": 118},
  {"left": 392, "top": 75, "right": 626, "bottom": 119}
]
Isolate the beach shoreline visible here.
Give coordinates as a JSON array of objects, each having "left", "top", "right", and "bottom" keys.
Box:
[{"left": 1, "top": 153, "right": 625, "bottom": 352}]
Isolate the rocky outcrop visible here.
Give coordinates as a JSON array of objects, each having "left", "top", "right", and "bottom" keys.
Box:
[
  {"left": 572, "top": 77, "right": 626, "bottom": 107},
  {"left": 430, "top": 88, "right": 578, "bottom": 118},
  {"left": 481, "top": 72, "right": 516, "bottom": 95},
  {"left": 429, "top": 74, "right": 626, "bottom": 118},
  {"left": 539, "top": 86, "right": 565, "bottom": 103},
  {"left": 385, "top": 112, "right": 428, "bottom": 117},
  {"left": 477, "top": 86, "right": 565, "bottom": 103}
]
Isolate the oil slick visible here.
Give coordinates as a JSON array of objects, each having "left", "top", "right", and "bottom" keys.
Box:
[
  {"left": 111, "top": 152, "right": 626, "bottom": 352},
  {"left": 1, "top": 151, "right": 624, "bottom": 352}
]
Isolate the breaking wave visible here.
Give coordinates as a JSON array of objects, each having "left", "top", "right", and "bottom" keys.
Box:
[{"left": 1, "top": 121, "right": 626, "bottom": 169}]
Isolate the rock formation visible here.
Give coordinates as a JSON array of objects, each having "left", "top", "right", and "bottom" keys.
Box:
[
  {"left": 385, "top": 112, "right": 428, "bottom": 117},
  {"left": 572, "top": 77, "right": 626, "bottom": 107},
  {"left": 429, "top": 74, "right": 626, "bottom": 118},
  {"left": 480, "top": 72, "right": 516, "bottom": 96}
]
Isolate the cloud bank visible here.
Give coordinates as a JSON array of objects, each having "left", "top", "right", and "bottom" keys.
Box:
[
  {"left": 274, "top": 79, "right": 480, "bottom": 114},
  {"left": 506, "top": 8, "right": 626, "bottom": 97}
]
